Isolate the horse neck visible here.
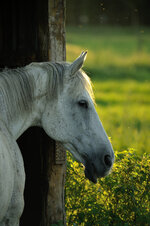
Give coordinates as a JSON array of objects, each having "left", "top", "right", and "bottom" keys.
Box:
[{"left": 3, "top": 65, "right": 48, "bottom": 139}]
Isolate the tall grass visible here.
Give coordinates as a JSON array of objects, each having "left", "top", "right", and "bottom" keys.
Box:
[{"left": 66, "top": 26, "right": 150, "bottom": 154}]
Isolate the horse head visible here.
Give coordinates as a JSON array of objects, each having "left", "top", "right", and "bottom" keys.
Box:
[{"left": 41, "top": 52, "right": 115, "bottom": 183}]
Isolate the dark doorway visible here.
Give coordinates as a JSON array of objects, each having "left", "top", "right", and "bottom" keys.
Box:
[{"left": 17, "top": 127, "right": 48, "bottom": 226}]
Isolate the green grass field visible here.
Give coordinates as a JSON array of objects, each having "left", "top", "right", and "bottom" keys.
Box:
[{"left": 66, "top": 26, "right": 150, "bottom": 154}]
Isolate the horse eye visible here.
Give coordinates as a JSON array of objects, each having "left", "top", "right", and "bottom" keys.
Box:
[{"left": 78, "top": 100, "right": 88, "bottom": 109}]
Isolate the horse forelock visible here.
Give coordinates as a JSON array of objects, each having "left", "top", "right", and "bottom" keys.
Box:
[
  {"left": 43, "top": 62, "right": 95, "bottom": 103},
  {"left": 76, "top": 69, "right": 95, "bottom": 104}
]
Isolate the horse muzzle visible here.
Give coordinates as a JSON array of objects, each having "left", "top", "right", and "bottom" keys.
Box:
[{"left": 84, "top": 154, "right": 114, "bottom": 183}]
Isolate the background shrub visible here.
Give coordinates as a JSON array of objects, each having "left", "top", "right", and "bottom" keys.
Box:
[{"left": 65, "top": 150, "right": 150, "bottom": 225}]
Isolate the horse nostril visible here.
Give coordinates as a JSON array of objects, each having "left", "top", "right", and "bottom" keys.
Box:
[{"left": 104, "top": 155, "right": 112, "bottom": 167}]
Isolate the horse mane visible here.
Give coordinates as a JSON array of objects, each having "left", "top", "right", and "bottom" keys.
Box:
[
  {"left": 0, "top": 62, "right": 94, "bottom": 123},
  {"left": 39, "top": 62, "right": 65, "bottom": 100},
  {"left": 0, "top": 67, "right": 35, "bottom": 122}
]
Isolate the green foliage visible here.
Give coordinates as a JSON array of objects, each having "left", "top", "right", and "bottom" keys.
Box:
[{"left": 65, "top": 151, "right": 150, "bottom": 225}]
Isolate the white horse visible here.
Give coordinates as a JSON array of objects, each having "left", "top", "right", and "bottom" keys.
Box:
[{"left": 0, "top": 52, "right": 114, "bottom": 225}]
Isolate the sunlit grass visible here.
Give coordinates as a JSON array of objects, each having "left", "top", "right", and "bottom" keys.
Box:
[
  {"left": 66, "top": 26, "right": 150, "bottom": 154},
  {"left": 67, "top": 44, "right": 150, "bottom": 68},
  {"left": 95, "top": 80, "right": 150, "bottom": 154}
]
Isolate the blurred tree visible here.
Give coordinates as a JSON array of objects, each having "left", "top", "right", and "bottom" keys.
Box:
[{"left": 66, "top": 0, "right": 150, "bottom": 26}]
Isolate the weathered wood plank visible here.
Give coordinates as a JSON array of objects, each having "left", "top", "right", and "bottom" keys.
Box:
[{"left": 41, "top": 1, "right": 66, "bottom": 225}]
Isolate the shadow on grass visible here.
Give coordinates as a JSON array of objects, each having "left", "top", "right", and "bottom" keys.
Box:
[{"left": 84, "top": 65, "right": 150, "bottom": 82}]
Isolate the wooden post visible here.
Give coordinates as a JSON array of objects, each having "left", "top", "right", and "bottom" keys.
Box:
[{"left": 40, "top": 1, "right": 66, "bottom": 225}]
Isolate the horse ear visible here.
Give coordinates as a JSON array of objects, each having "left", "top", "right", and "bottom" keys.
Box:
[{"left": 69, "top": 51, "right": 87, "bottom": 76}]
